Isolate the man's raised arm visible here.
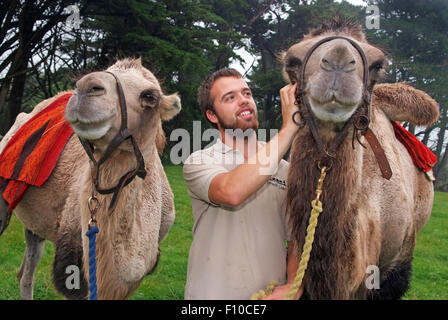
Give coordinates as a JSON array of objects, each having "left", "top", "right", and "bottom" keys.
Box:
[{"left": 209, "top": 83, "right": 300, "bottom": 207}]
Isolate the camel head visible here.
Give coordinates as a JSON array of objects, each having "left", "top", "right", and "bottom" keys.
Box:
[
  {"left": 65, "top": 58, "right": 181, "bottom": 153},
  {"left": 282, "top": 16, "right": 387, "bottom": 123}
]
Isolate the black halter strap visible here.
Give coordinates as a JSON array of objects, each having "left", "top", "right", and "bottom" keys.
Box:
[{"left": 78, "top": 71, "right": 147, "bottom": 213}]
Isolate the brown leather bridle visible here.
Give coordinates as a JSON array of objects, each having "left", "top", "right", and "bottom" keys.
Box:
[
  {"left": 78, "top": 71, "right": 147, "bottom": 216},
  {"left": 292, "top": 36, "right": 392, "bottom": 179}
]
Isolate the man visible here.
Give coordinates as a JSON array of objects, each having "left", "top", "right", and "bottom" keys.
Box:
[{"left": 183, "top": 68, "right": 302, "bottom": 300}]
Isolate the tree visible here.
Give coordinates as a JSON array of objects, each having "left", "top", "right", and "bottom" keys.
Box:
[{"left": 0, "top": 0, "right": 93, "bottom": 133}]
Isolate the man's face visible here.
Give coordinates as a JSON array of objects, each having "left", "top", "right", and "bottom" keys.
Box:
[{"left": 207, "top": 76, "right": 259, "bottom": 132}]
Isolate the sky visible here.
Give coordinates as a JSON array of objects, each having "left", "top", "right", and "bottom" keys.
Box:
[{"left": 335, "top": 0, "right": 367, "bottom": 6}]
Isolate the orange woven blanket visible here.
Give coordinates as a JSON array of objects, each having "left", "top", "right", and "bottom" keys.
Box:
[{"left": 0, "top": 93, "right": 73, "bottom": 223}]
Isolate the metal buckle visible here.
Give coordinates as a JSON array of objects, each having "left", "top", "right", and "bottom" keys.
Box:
[
  {"left": 317, "top": 156, "right": 333, "bottom": 171},
  {"left": 88, "top": 218, "right": 97, "bottom": 227},
  {"left": 88, "top": 196, "right": 100, "bottom": 213},
  {"left": 292, "top": 110, "right": 305, "bottom": 127}
]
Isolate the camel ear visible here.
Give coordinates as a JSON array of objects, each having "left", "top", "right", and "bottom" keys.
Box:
[
  {"left": 160, "top": 93, "right": 181, "bottom": 121},
  {"left": 368, "top": 57, "right": 387, "bottom": 84}
]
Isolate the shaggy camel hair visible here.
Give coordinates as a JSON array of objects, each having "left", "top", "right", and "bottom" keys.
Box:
[
  {"left": 282, "top": 17, "right": 439, "bottom": 299},
  {"left": 0, "top": 58, "right": 181, "bottom": 299}
]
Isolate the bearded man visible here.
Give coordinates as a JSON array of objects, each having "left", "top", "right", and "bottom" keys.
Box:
[{"left": 183, "top": 68, "right": 303, "bottom": 300}]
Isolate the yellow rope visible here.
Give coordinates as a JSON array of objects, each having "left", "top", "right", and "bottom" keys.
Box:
[
  {"left": 250, "top": 166, "right": 327, "bottom": 300},
  {"left": 249, "top": 280, "right": 278, "bottom": 300}
]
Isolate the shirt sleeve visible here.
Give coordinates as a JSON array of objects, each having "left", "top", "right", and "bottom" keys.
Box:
[{"left": 183, "top": 151, "right": 228, "bottom": 205}]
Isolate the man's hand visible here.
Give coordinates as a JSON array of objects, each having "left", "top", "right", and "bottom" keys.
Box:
[
  {"left": 279, "top": 82, "right": 301, "bottom": 134},
  {"left": 262, "top": 240, "right": 302, "bottom": 300},
  {"left": 262, "top": 283, "right": 303, "bottom": 300}
]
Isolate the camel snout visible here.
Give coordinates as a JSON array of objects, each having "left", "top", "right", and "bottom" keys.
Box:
[
  {"left": 320, "top": 42, "right": 357, "bottom": 73},
  {"left": 75, "top": 72, "right": 108, "bottom": 97}
]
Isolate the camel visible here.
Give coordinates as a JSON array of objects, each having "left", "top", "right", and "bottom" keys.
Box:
[
  {"left": 282, "top": 17, "right": 439, "bottom": 299},
  {"left": 0, "top": 58, "right": 181, "bottom": 299}
]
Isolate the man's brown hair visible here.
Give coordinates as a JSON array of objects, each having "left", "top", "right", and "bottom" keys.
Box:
[{"left": 197, "top": 68, "right": 243, "bottom": 127}]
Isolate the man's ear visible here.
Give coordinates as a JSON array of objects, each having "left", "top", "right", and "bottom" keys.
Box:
[
  {"left": 160, "top": 93, "right": 181, "bottom": 121},
  {"left": 205, "top": 109, "right": 218, "bottom": 125}
]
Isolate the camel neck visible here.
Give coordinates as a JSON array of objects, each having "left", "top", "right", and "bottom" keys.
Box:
[{"left": 288, "top": 128, "right": 365, "bottom": 298}]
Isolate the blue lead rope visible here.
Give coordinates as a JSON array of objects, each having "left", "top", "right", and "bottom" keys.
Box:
[{"left": 86, "top": 225, "right": 99, "bottom": 300}]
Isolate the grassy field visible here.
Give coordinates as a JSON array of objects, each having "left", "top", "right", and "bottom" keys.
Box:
[{"left": 0, "top": 165, "right": 447, "bottom": 300}]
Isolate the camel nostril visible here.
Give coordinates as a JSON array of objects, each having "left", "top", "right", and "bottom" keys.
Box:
[
  {"left": 89, "top": 86, "right": 104, "bottom": 93},
  {"left": 343, "top": 60, "right": 357, "bottom": 72},
  {"left": 86, "top": 85, "right": 105, "bottom": 95},
  {"left": 321, "top": 58, "right": 333, "bottom": 71}
]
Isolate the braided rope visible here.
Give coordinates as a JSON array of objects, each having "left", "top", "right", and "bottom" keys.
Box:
[
  {"left": 86, "top": 225, "right": 99, "bottom": 300},
  {"left": 250, "top": 167, "right": 327, "bottom": 300},
  {"left": 284, "top": 200, "right": 323, "bottom": 299},
  {"left": 250, "top": 280, "right": 278, "bottom": 300}
]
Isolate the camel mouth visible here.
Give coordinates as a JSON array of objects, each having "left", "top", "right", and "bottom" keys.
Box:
[
  {"left": 70, "top": 119, "right": 112, "bottom": 141},
  {"left": 308, "top": 95, "right": 360, "bottom": 123},
  {"left": 309, "top": 94, "right": 359, "bottom": 109}
]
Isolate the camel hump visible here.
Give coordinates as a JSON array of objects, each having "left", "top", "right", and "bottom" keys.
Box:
[{"left": 372, "top": 83, "right": 440, "bottom": 127}]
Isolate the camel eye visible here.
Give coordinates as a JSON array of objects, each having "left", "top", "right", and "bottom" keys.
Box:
[
  {"left": 287, "top": 56, "right": 302, "bottom": 68},
  {"left": 285, "top": 55, "right": 302, "bottom": 83},
  {"left": 140, "top": 89, "right": 160, "bottom": 107},
  {"left": 143, "top": 92, "right": 156, "bottom": 102},
  {"left": 370, "top": 60, "right": 384, "bottom": 72}
]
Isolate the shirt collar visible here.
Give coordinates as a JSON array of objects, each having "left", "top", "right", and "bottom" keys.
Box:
[
  {"left": 212, "top": 138, "right": 266, "bottom": 154},
  {"left": 213, "top": 138, "right": 235, "bottom": 154}
]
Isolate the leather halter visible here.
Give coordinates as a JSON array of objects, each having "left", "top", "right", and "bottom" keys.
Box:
[
  {"left": 78, "top": 71, "right": 147, "bottom": 214},
  {"left": 293, "top": 36, "right": 392, "bottom": 179}
]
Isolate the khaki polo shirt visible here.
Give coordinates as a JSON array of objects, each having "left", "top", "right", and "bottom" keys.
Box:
[{"left": 183, "top": 139, "right": 290, "bottom": 300}]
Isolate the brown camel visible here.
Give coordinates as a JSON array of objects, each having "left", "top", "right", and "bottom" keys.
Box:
[
  {"left": 282, "top": 17, "right": 439, "bottom": 299},
  {"left": 0, "top": 58, "right": 181, "bottom": 299}
]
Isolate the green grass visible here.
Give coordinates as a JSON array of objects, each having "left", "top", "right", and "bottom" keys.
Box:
[
  {"left": 0, "top": 165, "right": 447, "bottom": 299},
  {"left": 403, "top": 190, "right": 448, "bottom": 300}
]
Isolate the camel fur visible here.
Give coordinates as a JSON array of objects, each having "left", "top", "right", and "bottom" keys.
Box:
[{"left": 0, "top": 58, "right": 180, "bottom": 299}]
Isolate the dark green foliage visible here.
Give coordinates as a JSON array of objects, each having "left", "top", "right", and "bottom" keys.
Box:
[{"left": 0, "top": 0, "right": 446, "bottom": 183}]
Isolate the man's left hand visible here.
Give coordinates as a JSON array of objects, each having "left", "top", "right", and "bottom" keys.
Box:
[{"left": 261, "top": 283, "right": 303, "bottom": 300}]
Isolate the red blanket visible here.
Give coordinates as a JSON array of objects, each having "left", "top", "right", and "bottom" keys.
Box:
[
  {"left": 0, "top": 93, "right": 73, "bottom": 226},
  {"left": 392, "top": 121, "right": 437, "bottom": 172}
]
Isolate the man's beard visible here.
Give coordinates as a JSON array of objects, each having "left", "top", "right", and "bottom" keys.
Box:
[{"left": 215, "top": 110, "right": 259, "bottom": 139}]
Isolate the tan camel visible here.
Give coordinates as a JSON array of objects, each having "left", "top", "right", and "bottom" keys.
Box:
[
  {"left": 0, "top": 58, "right": 181, "bottom": 299},
  {"left": 282, "top": 17, "right": 439, "bottom": 299}
]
